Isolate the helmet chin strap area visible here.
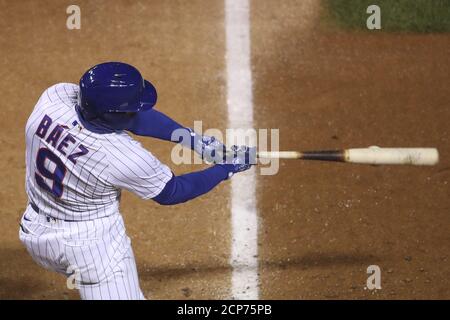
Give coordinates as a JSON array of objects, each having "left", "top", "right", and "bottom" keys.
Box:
[
  {"left": 75, "top": 104, "right": 118, "bottom": 134},
  {"left": 99, "top": 112, "right": 137, "bottom": 131}
]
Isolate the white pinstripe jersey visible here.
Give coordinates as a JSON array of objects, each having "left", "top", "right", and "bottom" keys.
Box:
[{"left": 25, "top": 83, "right": 173, "bottom": 221}]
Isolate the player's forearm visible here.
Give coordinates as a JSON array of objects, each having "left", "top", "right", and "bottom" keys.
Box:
[{"left": 152, "top": 165, "right": 229, "bottom": 205}]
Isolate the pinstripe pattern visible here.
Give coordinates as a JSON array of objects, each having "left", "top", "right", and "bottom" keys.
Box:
[
  {"left": 20, "top": 83, "right": 171, "bottom": 299},
  {"left": 25, "top": 83, "right": 172, "bottom": 221},
  {"left": 19, "top": 205, "right": 144, "bottom": 300}
]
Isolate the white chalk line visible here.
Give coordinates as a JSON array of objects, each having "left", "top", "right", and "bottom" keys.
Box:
[{"left": 225, "top": 0, "right": 259, "bottom": 300}]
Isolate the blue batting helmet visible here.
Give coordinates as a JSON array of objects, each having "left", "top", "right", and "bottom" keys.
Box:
[{"left": 77, "top": 62, "right": 157, "bottom": 130}]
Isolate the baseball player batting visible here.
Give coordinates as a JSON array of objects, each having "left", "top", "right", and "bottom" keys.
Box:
[{"left": 20, "top": 62, "right": 253, "bottom": 300}]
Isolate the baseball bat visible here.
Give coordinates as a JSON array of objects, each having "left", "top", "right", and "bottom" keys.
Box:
[{"left": 256, "top": 147, "right": 439, "bottom": 166}]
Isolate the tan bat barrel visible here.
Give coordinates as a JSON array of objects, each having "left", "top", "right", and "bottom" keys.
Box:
[
  {"left": 256, "top": 151, "right": 301, "bottom": 159},
  {"left": 256, "top": 148, "right": 439, "bottom": 166},
  {"left": 345, "top": 147, "right": 439, "bottom": 166}
]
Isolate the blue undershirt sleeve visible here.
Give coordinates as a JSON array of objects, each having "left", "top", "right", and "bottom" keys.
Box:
[
  {"left": 152, "top": 165, "right": 229, "bottom": 205},
  {"left": 127, "top": 108, "right": 191, "bottom": 144}
]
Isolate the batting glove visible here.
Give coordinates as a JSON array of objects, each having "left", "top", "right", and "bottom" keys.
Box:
[
  {"left": 188, "top": 128, "right": 227, "bottom": 164},
  {"left": 219, "top": 145, "right": 256, "bottom": 179}
]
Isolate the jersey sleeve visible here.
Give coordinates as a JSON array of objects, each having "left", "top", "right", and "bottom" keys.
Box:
[{"left": 104, "top": 135, "right": 173, "bottom": 199}]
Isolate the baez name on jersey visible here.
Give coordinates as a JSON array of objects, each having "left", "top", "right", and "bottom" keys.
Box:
[{"left": 35, "top": 114, "right": 89, "bottom": 164}]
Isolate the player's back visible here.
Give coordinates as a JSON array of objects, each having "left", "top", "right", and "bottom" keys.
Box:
[
  {"left": 25, "top": 83, "right": 120, "bottom": 220},
  {"left": 26, "top": 83, "right": 172, "bottom": 221}
]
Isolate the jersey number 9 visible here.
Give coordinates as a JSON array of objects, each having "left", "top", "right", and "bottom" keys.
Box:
[{"left": 35, "top": 148, "right": 67, "bottom": 198}]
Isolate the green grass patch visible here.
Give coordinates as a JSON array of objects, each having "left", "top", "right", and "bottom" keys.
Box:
[{"left": 322, "top": 0, "right": 450, "bottom": 32}]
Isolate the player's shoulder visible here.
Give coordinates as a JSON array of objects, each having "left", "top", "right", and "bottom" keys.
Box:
[
  {"left": 44, "top": 82, "right": 78, "bottom": 91},
  {"left": 37, "top": 83, "right": 79, "bottom": 107},
  {"left": 28, "top": 83, "right": 79, "bottom": 130}
]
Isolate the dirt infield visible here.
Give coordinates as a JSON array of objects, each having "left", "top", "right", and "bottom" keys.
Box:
[{"left": 0, "top": 0, "right": 449, "bottom": 299}]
